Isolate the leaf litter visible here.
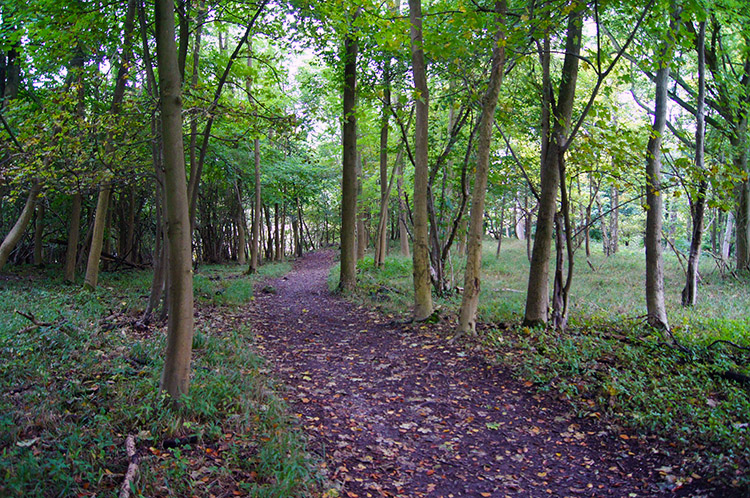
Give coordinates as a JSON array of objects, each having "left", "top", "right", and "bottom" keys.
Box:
[{"left": 243, "top": 251, "right": 740, "bottom": 498}]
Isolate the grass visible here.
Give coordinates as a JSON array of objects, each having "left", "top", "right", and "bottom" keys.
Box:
[
  {"left": 337, "top": 238, "right": 750, "bottom": 490},
  {"left": 0, "top": 260, "right": 320, "bottom": 497}
]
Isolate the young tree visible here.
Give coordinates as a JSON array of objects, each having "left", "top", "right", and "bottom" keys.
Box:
[
  {"left": 523, "top": 6, "right": 584, "bottom": 328},
  {"left": 339, "top": 24, "right": 359, "bottom": 292},
  {"left": 457, "top": 0, "right": 507, "bottom": 335},
  {"left": 644, "top": 3, "right": 681, "bottom": 330},
  {"left": 409, "top": 0, "right": 433, "bottom": 320},
  {"left": 682, "top": 20, "right": 707, "bottom": 306},
  {"left": 154, "top": 0, "right": 194, "bottom": 400}
]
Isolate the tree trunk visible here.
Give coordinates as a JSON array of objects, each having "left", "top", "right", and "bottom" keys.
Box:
[
  {"left": 356, "top": 150, "right": 367, "bottom": 261},
  {"left": 374, "top": 63, "right": 391, "bottom": 268},
  {"left": 732, "top": 121, "right": 749, "bottom": 270},
  {"left": 155, "top": 0, "right": 194, "bottom": 400},
  {"left": 83, "top": 0, "right": 136, "bottom": 289},
  {"left": 64, "top": 192, "right": 82, "bottom": 282},
  {"left": 644, "top": 8, "right": 679, "bottom": 330},
  {"left": 276, "top": 203, "right": 283, "bottom": 260},
  {"left": 397, "top": 159, "right": 410, "bottom": 257},
  {"left": 722, "top": 211, "right": 734, "bottom": 262},
  {"left": 249, "top": 137, "right": 261, "bottom": 271},
  {"left": 144, "top": 156, "right": 166, "bottom": 323},
  {"left": 524, "top": 7, "right": 582, "bottom": 327},
  {"left": 124, "top": 186, "right": 136, "bottom": 262},
  {"left": 0, "top": 181, "right": 41, "bottom": 272},
  {"left": 33, "top": 201, "right": 45, "bottom": 266},
  {"left": 339, "top": 31, "right": 358, "bottom": 291},
  {"left": 457, "top": 1, "right": 506, "bottom": 334},
  {"left": 409, "top": 0, "right": 434, "bottom": 320},
  {"left": 682, "top": 21, "right": 707, "bottom": 307},
  {"left": 496, "top": 196, "right": 506, "bottom": 258},
  {"left": 235, "top": 181, "right": 247, "bottom": 265},
  {"left": 84, "top": 185, "right": 112, "bottom": 289},
  {"left": 609, "top": 187, "right": 619, "bottom": 254}
]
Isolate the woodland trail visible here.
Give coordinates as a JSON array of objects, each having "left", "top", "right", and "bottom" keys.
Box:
[{"left": 245, "top": 250, "right": 726, "bottom": 498}]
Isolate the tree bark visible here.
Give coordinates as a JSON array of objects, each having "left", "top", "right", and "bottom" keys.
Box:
[
  {"left": 524, "top": 10, "right": 582, "bottom": 327},
  {"left": 0, "top": 181, "right": 41, "bottom": 272},
  {"left": 457, "top": 0, "right": 506, "bottom": 334},
  {"left": 339, "top": 31, "right": 358, "bottom": 292},
  {"left": 155, "top": 0, "right": 194, "bottom": 400},
  {"left": 356, "top": 150, "right": 367, "bottom": 261},
  {"left": 682, "top": 21, "right": 707, "bottom": 307},
  {"left": 83, "top": 0, "right": 137, "bottom": 289},
  {"left": 722, "top": 211, "right": 734, "bottom": 262},
  {"left": 375, "top": 62, "right": 391, "bottom": 268},
  {"left": 84, "top": 185, "right": 112, "bottom": 289},
  {"left": 409, "top": 0, "right": 434, "bottom": 320},
  {"left": 235, "top": 181, "right": 247, "bottom": 265},
  {"left": 64, "top": 192, "right": 82, "bottom": 282},
  {"left": 249, "top": 137, "right": 261, "bottom": 271},
  {"left": 645, "top": 7, "right": 679, "bottom": 330},
  {"left": 33, "top": 201, "right": 45, "bottom": 266},
  {"left": 397, "top": 158, "right": 410, "bottom": 257}
]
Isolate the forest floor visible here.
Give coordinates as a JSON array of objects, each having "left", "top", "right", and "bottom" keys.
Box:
[{"left": 245, "top": 250, "right": 740, "bottom": 498}]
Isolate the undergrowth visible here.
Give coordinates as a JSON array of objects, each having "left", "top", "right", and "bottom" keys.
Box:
[
  {"left": 336, "top": 239, "right": 750, "bottom": 490},
  {"left": 0, "top": 261, "right": 319, "bottom": 497}
]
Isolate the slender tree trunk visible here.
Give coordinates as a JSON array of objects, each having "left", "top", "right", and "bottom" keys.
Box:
[
  {"left": 125, "top": 186, "right": 136, "bottom": 262},
  {"left": 375, "top": 63, "right": 391, "bottom": 268},
  {"left": 458, "top": 1, "right": 506, "bottom": 334},
  {"left": 0, "top": 181, "right": 41, "bottom": 272},
  {"left": 84, "top": 185, "right": 112, "bottom": 289},
  {"left": 722, "top": 211, "right": 734, "bottom": 262},
  {"left": 644, "top": 7, "right": 679, "bottom": 330},
  {"left": 155, "top": 0, "right": 194, "bottom": 400},
  {"left": 356, "top": 151, "right": 367, "bottom": 261},
  {"left": 524, "top": 8, "right": 582, "bottom": 327},
  {"left": 609, "top": 187, "right": 619, "bottom": 254},
  {"left": 64, "top": 192, "right": 82, "bottom": 282},
  {"left": 235, "top": 182, "right": 247, "bottom": 265},
  {"left": 280, "top": 202, "right": 287, "bottom": 260},
  {"left": 496, "top": 196, "right": 506, "bottom": 258},
  {"left": 339, "top": 31, "right": 358, "bottom": 291},
  {"left": 33, "top": 201, "right": 45, "bottom": 266},
  {"left": 249, "top": 137, "right": 261, "bottom": 271},
  {"left": 274, "top": 203, "right": 281, "bottom": 260},
  {"left": 525, "top": 200, "right": 533, "bottom": 262},
  {"left": 732, "top": 121, "right": 749, "bottom": 270},
  {"left": 712, "top": 209, "right": 719, "bottom": 254},
  {"left": 397, "top": 160, "right": 410, "bottom": 257},
  {"left": 409, "top": 0, "right": 433, "bottom": 320},
  {"left": 144, "top": 160, "right": 166, "bottom": 322},
  {"left": 682, "top": 21, "right": 707, "bottom": 307},
  {"left": 83, "top": 0, "right": 136, "bottom": 289}
]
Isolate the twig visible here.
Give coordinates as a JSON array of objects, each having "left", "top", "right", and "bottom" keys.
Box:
[
  {"left": 662, "top": 233, "right": 687, "bottom": 276},
  {"left": 16, "top": 310, "right": 54, "bottom": 327},
  {"left": 119, "top": 435, "right": 139, "bottom": 498}
]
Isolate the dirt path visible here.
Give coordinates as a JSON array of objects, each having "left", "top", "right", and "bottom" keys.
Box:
[{"left": 246, "top": 251, "right": 724, "bottom": 498}]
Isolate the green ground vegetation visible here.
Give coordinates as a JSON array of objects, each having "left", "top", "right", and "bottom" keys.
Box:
[
  {"left": 0, "top": 262, "right": 323, "bottom": 498},
  {"left": 334, "top": 239, "right": 750, "bottom": 489}
]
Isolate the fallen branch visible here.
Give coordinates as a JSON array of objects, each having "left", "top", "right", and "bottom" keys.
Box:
[
  {"left": 16, "top": 310, "right": 54, "bottom": 327},
  {"left": 119, "top": 435, "right": 139, "bottom": 498},
  {"left": 101, "top": 252, "right": 147, "bottom": 270},
  {"left": 16, "top": 310, "right": 57, "bottom": 333},
  {"left": 707, "top": 339, "right": 750, "bottom": 353}
]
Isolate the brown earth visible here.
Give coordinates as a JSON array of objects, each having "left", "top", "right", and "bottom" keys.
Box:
[{"left": 245, "top": 250, "right": 739, "bottom": 498}]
